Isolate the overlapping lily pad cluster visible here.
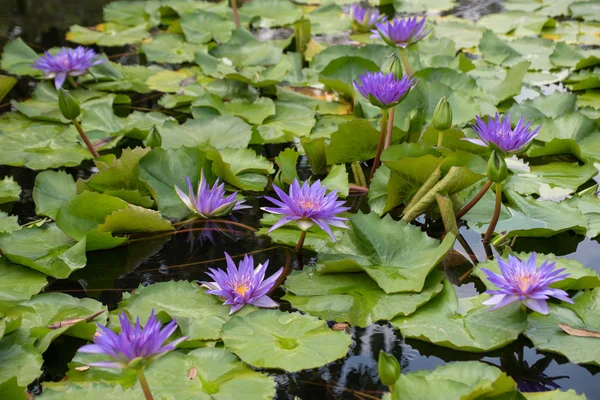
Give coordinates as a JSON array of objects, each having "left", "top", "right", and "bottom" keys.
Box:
[{"left": 1, "top": 0, "right": 600, "bottom": 399}]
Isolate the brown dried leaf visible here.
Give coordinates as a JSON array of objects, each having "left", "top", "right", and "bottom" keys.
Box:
[
  {"left": 47, "top": 309, "right": 106, "bottom": 329},
  {"left": 558, "top": 323, "right": 600, "bottom": 338}
]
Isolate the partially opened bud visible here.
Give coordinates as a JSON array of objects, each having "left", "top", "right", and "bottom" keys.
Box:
[
  {"left": 487, "top": 150, "right": 508, "bottom": 183},
  {"left": 378, "top": 350, "right": 401, "bottom": 387},
  {"left": 381, "top": 53, "right": 403, "bottom": 80},
  {"left": 58, "top": 88, "right": 81, "bottom": 120},
  {"left": 432, "top": 96, "right": 452, "bottom": 131}
]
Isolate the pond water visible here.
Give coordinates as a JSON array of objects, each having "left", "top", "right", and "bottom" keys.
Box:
[{"left": 1, "top": 0, "right": 600, "bottom": 399}]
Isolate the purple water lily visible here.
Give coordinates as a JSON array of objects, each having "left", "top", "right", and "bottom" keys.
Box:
[
  {"left": 482, "top": 253, "right": 573, "bottom": 315},
  {"left": 32, "top": 46, "right": 105, "bottom": 89},
  {"left": 262, "top": 179, "right": 350, "bottom": 240},
  {"left": 202, "top": 252, "right": 283, "bottom": 314},
  {"left": 372, "top": 16, "right": 431, "bottom": 48},
  {"left": 175, "top": 170, "right": 249, "bottom": 218},
  {"left": 78, "top": 310, "right": 186, "bottom": 369},
  {"left": 354, "top": 71, "right": 416, "bottom": 109},
  {"left": 465, "top": 113, "right": 541, "bottom": 155},
  {"left": 350, "top": 4, "right": 384, "bottom": 32}
]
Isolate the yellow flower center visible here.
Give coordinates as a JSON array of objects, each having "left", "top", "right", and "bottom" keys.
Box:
[
  {"left": 516, "top": 273, "right": 533, "bottom": 292},
  {"left": 235, "top": 284, "right": 249, "bottom": 296}
]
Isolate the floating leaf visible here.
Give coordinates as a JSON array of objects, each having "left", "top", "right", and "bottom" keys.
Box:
[
  {"left": 158, "top": 116, "right": 252, "bottom": 150},
  {"left": 0, "top": 257, "right": 47, "bottom": 313},
  {"left": 67, "top": 23, "right": 150, "bottom": 47},
  {"left": 0, "top": 334, "right": 42, "bottom": 389},
  {"left": 33, "top": 171, "right": 77, "bottom": 220},
  {"left": 0, "top": 76, "right": 17, "bottom": 103},
  {"left": 0, "top": 212, "right": 20, "bottom": 235},
  {"left": 319, "top": 56, "right": 379, "bottom": 99},
  {"left": 525, "top": 288, "right": 600, "bottom": 366},
  {"left": 283, "top": 268, "right": 445, "bottom": 327},
  {"left": 222, "top": 310, "right": 352, "bottom": 372},
  {"left": 392, "top": 280, "right": 528, "bottom": 352},
  {"left": 210, "top": 29, "right": 282, "bottom": 67},
  {"left": 0, "top": 177, "right": 21, "bottom": 205},
  {"left": 240, "top": 0, "right": 303, "bottom": 28},
  {"left": 208, "top": 148, "right": 274, "bottom": 191},
  {"left": 0, "top": 38, "right": 41, "bottom": 76},
  {"left": 141, "top": 33, "right": 202, "bottom": 63},
  {"left": 181, "top": 10, "right": 236, "bottom": 44},
  {"left": 103, "top": 0, "right": 161, "bottom": 27},
  {"left": 254, "top": 101, "right": 316, "bottom": 144},
  {"left": 318, "top": 212, "right": 455, "bottom": 293},
  {"left": 504, "top": 162, "right": 597, "bottom": 197}
]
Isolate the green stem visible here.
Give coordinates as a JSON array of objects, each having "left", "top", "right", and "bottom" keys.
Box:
[
  {"left": 72, "top": 119, "right": 100, "bottom": 159},
  {"left": 369, "top": 108, "right": 388, "bottom": 180},
  {"left": 437, "top": 129, "right": 444, "bottom": 147},
  {"left": 136, "top": 368, "right": 154, "bottom": 400},
  {"left": 456, "top": 179, "right": 493, "bottom": 219},
  {"left": 399, "top": 48, "right": 412, "bottom": 75},
  {"left": 231, "top": 0, "right": 240, "bottom": 29},
  {"left": 384, "top": 107, "right": 395, "bottom": 149},
  {"left": 296, "top": 230, "right": 307, "bottom": 253},
  {"left": 390, "top": 384, "right": 395, "bottom": 399},
  {"left": 67, "top": 75, "right": 79, "bottom": 88},
  {"left": 483, "top": 182, "right": 502, "bottom": 245}
]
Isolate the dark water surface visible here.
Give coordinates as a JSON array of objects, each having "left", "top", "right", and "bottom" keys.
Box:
[{"left": 1, "top": 0, "right": 599, "bottom": 398}]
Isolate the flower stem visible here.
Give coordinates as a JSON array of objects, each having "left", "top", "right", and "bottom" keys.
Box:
[
  {"left": 384, "top": 107, "right": 395, "bottom": 149},
  {"left": 370, "top": 108, "right": 388, "bottom": 180},
  {"left": 399, "top": 48, "right": 412, "bottom": 75},
  {"left": 437, "top": 129, "right": 444, "bottom": 147},
  {"left": 136, "top": 368, "right": 154, "bottom": 400},
  {"left": 72, "top": 119, "right": 100, "bottom": 159},
  {"left": 296, "top": 230, "right": 307, "bottom": 253},
  {"left": 456, "top": 180, "right": 493, "bottom": 219},
  {"left": 67, "top": 75, "right": 79, "bottom": 88},
  {"left": 483, "top": 182, "right": 502, "bottom": 245},
  {"left": 231, "top": 0, "right": 240, "bottom": 29}
]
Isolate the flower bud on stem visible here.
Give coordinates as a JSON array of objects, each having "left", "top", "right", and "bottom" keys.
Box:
[
  {"left": 136, "top": 368, "right": 155, "bottom": 400},
  {"left": 231, "top": 0, "right": 240, "bottom": 29},
  {"left": 370, "top": 108, "right": 389, "bottom": 180},
  {"left": 72, "top": 119, "right": 99, "bottom": 159},
  {"left": 483, "top": 182, "right": 503, "bottom": 245}
]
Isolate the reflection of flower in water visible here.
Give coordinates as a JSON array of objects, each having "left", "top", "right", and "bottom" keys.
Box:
[
  {"left": 487, "top": 351, "right": 565, "bottom": 393},
  {"left": 183, "top": 220, "right": 239, "bottom": 253}
]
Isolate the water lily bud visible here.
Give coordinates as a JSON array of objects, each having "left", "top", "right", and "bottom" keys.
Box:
[
  {"left": 378, "top": 350, "right": 401, "bottom": 387},
  {"left": 144, "top": 126, "right": 162, "bottom": 148},
  {"left": 381, "top": 53, "right": 403, "bottom": 80},
  {"left": 432, "top": 96, "right": 452, "bottom": 131},
  {"left": 58, "top": 88, "right": 81, "bottom": 120},
  {"left": 487, "top": 150, "right": 508, "bottom": 183},
  {"left": 407, "top": 107, "right": 424, "bottom": 134}
]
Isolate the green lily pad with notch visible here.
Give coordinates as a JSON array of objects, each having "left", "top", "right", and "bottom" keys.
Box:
[
  {"left": 222, "top": 310, "right": 352, "bottom": 372},
  {"left": 118, "top": 281, "right": 255, "bottom": 341},
  {"left": 387, "top": 360, "right": 517, "bottom": 400},
  {"left": 433, "top": 17, "right": 484, "bottom": 50},
  {"left": 319, "top": 56, "right": 379, "bottom": 99},
  {"left": 473, "top": 252, "right": 600, "bottom": 291},
  {"left": 56, "top": 191, "right": 172, "bottom": 251},
  {"left": 570, "top": 1, "right": 600, "bottom": 22},
  {"left": 142, "top": 33, "right": 203, "bottom": 64},
  {"left": 504, "top": 162, "right": 597, "bottom": 197},
  {"left": 0, "top": 212, "right": 20, "bottom": 235},
  {"left": 0, "top": 257, "right": 47, "bottom": 313},
  {"left": 392, "top": 280, "right": 528, "bottom": 352},
  {"left": 306, "top": 3, "right": 351, "bottom": 35},
  {"left": 146, "top": 69, "right": 198, "bottom": 93},
  {"left": 81, "top": 63, "right": 164, "bottom": 94},
  {"left": 254, "top": 101, "right": 316, "bottom": 144},
  {"left": 67, "top": 23, "right": 150, "bottom": 47},
  {"left": 0, "top": 223, "right": 86, "bottom": 279},
  {"left": 478, "top": 11, "right": 555, "bottom": 37},
  {"left": 0, "top": 334, "right": 42, "bottom": 389},
  {"left": 181, "top": 10, "right": 236, "bottom": 44},
  {"left": 394, "top": 0, "right": 456, "bottom": 13},
  {"left": 283, "top": 268, "right": 445, "bottom": 327},
  {"left": 103, "top": 0, "right": 161, "bottom": 27},
  {"left": 210, "top": 29, "right": 282, "bottom": 67},
  {"left": 0, "top": 38, "right": 41, "bottom": 76},
  {"left": 239, "top": 0, "right": 303, "bottom": 28},
  {"left": 550, "top": 41, "right": 600, "bottom": 70},
  {"left": 0, "top": 177, "right": 21, "bottom": 205},
  {"left": 138, "top": 147, "right": 213, "bottom": 220},
  {"left": 318, "top": 212, "right": 455, "bottom": 293},
  {"left": 7, "top": 293, "right": 106, "bottom": 352},
  {"left": 525, "top": 288, "right": 600, "bottom": 366},
  {"left": 509, "top": 92, "right": 576, "bottom": 120},
  {"left": 310, "top": 44, "right": 395, "bottom": 72},
  {"left": 570, "top": 193, "right": 600, "bottom": 238},
  {"left": 207, "top": 148, "right": 274, "bottom": 191},
  {"left": 191, "top": 94, "right": 276, "bottom": 125},
  {"left": 157, "top": 116, "right": 252, "bottom": 150},
  {"left": 33, "top": 171, "right": 77, "bottom": 220}
]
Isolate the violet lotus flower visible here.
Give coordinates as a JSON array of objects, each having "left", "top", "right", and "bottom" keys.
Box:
[
  {"left": 175, "top": 170, "right": 249, "bottom": 218},
  {"left": 262, "top": 179, "right": 350, "bottom": 240},
  {"left": 201, "top": 252, "right": 283, "bottom": 314},
  {"left": 481, "top": 253, "right": 573, "bottom": 315},
  {"left": 31, "top": 46, "right": 105, "bottom": 89},
  {"left": 354, "top": 71, "right": 416, "bottom": 109},
  {"left": 350, "top": 4, "right": 384, "bottom": 32},
  {"left": 464, "top": 113, "right": 541, "bottom": 155},
  {"left": 78, "top": 310, "right": 186, "bottom": 369},
  {"left": 371, "top": 16, "right": 431, "bottom": 48}
]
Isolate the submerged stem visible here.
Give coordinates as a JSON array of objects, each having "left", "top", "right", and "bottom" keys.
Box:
[
  {"left": 456, "top": 180, "right": 493, "bottom": 219},
  {"left": 72, "top": 119, "right": 99, "bottom": 159},
  {"left": 384, "top": 107, "right": 395, "bottom": 149},
  {"left": 231, "top": 0, "right": 240, "bottom": 29},
  {"left": 136, "top": 368, "right": 154, "bottom": 400},
  {"left": 482, "top": 182, "right": 502, "bottom": 245},
  {"left": 399, "top": 48, "right": 412, "bottom": 75},
  {"left": 370, "top": 108, "right": 388, "bottom": 180}
]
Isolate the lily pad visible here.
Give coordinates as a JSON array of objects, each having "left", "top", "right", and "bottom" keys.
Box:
[
  {"left": 240, "top": 0, "right": 303, "bottom": 28},
  {"left": 525, "top": 288, "right": 600, "bottom": 366},
  {"left": 318, "top": 212, "right": 455, "bottom": 293},
  {"left": 392, "top": 280, "right": 528, "bottom": 352},
  {"left": 0, "top": 334, "right": 42, "bottom": 389},
  {"left": 181, "top": 10, "right": 236, "bottom": 44},
  {"left": 0, "top": 38, "right": 41, "bottom": 77},
  {"left": 0, "top": 257, "right": 47, "bottom": 313},
  {"left": 504, "top": 162, "right": 597, "bottom": 197},
  {"left": 32, "top": 171, "right": 77, "bottom": 220},
  {"left": 118, "top": 280, "right": 253, "bottom": 341},
  {"left": 0, "top": 223, "right": 86, "bottom": 279},
  {"left": 210, "top": 29, "right": 282, "bottom": 67},
  {"left": 67, "top": 23, "right": 150, "bottom": 47},
  {"left": 222, "top": 310, "right": 352, "bottom": 372},
  {"left": 141, "top": 33, "right": 202, "bottom": 64},
  {"left": 0, "top": 212, "right": 20, "bottom": 235},
  {"left": 283, "top": 268, "right": 445, "bottom": 327},
  {"left": 388, "top": 360, "right": 517, "bottom": 400},
  {"left": 157, "top": 116, "right": 252, "bottom": 150},
  {"left": 0, "top": 177, "right": 21, "bottom": 205},
  {"left": 208, "top": 148, "right": 274, "bottom": 191}
]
